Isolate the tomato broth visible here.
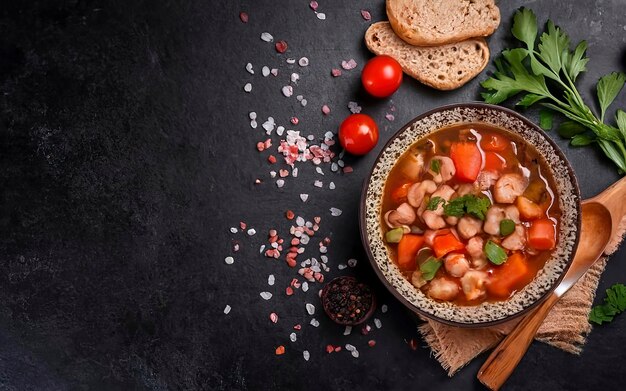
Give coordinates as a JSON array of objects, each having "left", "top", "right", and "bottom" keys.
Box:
[{"left": 381, "top": 123, "right": 561, "bottom": 306}]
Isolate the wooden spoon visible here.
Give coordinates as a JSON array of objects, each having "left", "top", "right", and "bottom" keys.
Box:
[{"left": 478, "top": 176, "right": 626, "bottom": 390}]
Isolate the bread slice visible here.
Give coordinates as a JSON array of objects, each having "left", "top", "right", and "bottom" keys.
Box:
[
  {"left": 387, "top": 0, "right": 500, "bottom": 46},
  {"left": 365, "top": 22, "right": 490, "bottom": 90}
]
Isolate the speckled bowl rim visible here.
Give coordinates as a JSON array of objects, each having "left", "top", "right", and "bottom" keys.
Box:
[{"left": 359, "top": 102, "right": 581, "bottom": 328}]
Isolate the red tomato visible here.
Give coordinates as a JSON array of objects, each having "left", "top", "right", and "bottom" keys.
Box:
[
  {"left": 361, "top": 55, "right": 403, "bottom": 98},
  {"left": 339, "top": 114, "right": 379, "bottom": 155}
]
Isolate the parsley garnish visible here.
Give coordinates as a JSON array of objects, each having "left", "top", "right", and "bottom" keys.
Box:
[
  {"left": 484, "top": 240, "right": 507, "bottom": 265},
  {"left": 426, "top": 196, "right": 445, "bottom": 211},
  {"left": 589, "top": 284, "right": 626, "bottom": 325},
  {"left": 481, "top": 8, "right": 626, "bottom": 174},
  {"left": 443, "top": 195, "right": 491, "bottom": 220},
  {"left": 500, "top": 219, "right": 516, "bottom": 236},
  {"left": 430, "top": 159, "right": 441, "bottom": 174},
  {"left": 420, "top": 257, "right": 442, "bottom": 281}
]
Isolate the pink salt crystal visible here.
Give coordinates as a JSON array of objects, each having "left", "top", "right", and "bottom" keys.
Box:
[
  {"left": 341, "top": 59, "right": 357, "bottom": 70},
  {"left": 360, "top": 10, "right": 371, "bottom": 21},
  {"left": 270, "top": 312, "right": 278, "bottom": 323},
  {"left": 331, "top": 68, "right": 342, "bottom": 77},
  {"left": 385, "top": 113, "right": 395, "bottom": 121},
  {"left": 321, "top": 105, "right": 331, "bottom": 115},
  {"left": 256, "top": 142, "right": 265, "bottom": 152},
  {"left": 309, "top": 1, "right": 318, "bottom": 11},
  {"left": 239, "top": 12, "right": 249, "bottom": 23},
  {"left": 291, "top": 117, "right": 299, "bottom": 125},
  {"left": 343, "top": 166, "right": 353, "bottom": 173}
]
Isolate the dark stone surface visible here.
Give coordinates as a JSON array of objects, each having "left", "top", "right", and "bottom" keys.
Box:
[{"left": 0, "top": 0, "right": 625, "bottom": 389}]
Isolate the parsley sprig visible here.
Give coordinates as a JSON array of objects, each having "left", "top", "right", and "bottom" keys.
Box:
[
  {"left": 589, "top": 283, "right": 626, "bottom": 325},
  {"left": 482, "top": 8, "right": 626, "bottom": 174}
]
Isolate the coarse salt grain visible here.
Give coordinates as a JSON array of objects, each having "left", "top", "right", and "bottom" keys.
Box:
[
  {"left": 329, "top": 182, "right": 336, "bottom": 190},
  {"left": 385, "top": 113, "right": 395, "bottom": 121},
  {"left": 291, "top": 73, "right": 300, "bottom": 83},
  {"left": 374, "top": 318, "right": 382, "bottom": 329},
  {"left": 330, "top": 207, "right": 342, "bottom": 216},
  {"left": 290, "top": 332, "right": 297, "bottom": 342},
  {"left": 331, "top": 68, "right": 342, "bottom": 77},
  {"left": 309, "top": 1, "right": 318, "bottom": 11},
  {"left": 301, "top": 99, "right": 307, "bottom": 107},
  {"left": 302, "top": 281, "right": 309, "bottom": 292},
  {"left": 331, "top": 163, "right": 338, "bottom": 172},
  {"left": 341, "top": 59, "right": 357, "bottom": 70},
  {"left": 315, "top": 167, "right": 324, "bottom": 175},
  {"left": 271, "top": 68, "right": 278, "bottom": 76},
  {"left": 224, "top": 305, "right": 231, "bottom": 314},
  {"left": 344, "top": 326, "right": 352, "bottom": 335},
  {"left": 224, "top": 256, "right": 234, "bottom": 265},
  {"left": 260, "top": 292, "right": 272, "bottom": 300},
  {"left": 316, "top": 12, "right": 326, "bottom": 20},
  {"left": 352, "top": 350, "right": 360, "bottom": 358},
  {"left": 260, "top": 32, "right": 273, "bottom": 42},
  {"left": 247, "top": 228, "right": 256, "bottom": 236},
  {"left": 306, "top": 303, "right": 315, "bottom": 315},
  {"left": 245, "top": 63, "right": 254, "bottom": 74},
  {"left": 310, "top": 318, "right": 319, "bottom": 327},
  {"left": 259, "top": 245, "right": 265, "bottom": 253},
  {"left": 268, "top": 275, "right": 275, "bottom": 286},
  {"left": 338, "top": 264, "right": 347, "bottom": 270},
  {"left": 282, "top": 86, "right": 293, "bottom": 97},
  {"left": 276, "top": 126, "right": 285, "bottom": 136},
  {"left": 276, "top": 179, "right": 285, "bottom": 188},
  {"left": 314, "top": 180, "right": 323, "bottom": 188},
  {"left": 250, "top": 120, "right": 257, "bottom": 129},
  {"left": 243, "top": 83, "right": 252, "bottom": 93},
  {"left": 286, "top": 58, "right": 296, "bottom": 64},
  {"left": 381, "top": 304, "right": 388, "bottom": 313},
  {"left": 249, "top": 111, "right": 257, "bottom": 120},
  {"left": 360, "top": 10, "right": 371, "bottom": 21},
  {"left": 348, "top": 258, "right": 357, "bottom": 267},
  {"left": 298, "top": 57, "right": 309, "bottom": 67},
  {"left": 229, "top": 227, "right": 237, "bottom": 234},
  {"left": 348, "top": 101, "right": 361, "bottom": 113},
  {"left": 321, "top": 105, "right": 331, "bottom": 115},
  {"left": 300, "top": 194, "right": 309, "bottom": 202},
  {"left": 262, "top": 66, "right": 270, "bottom": 77},
  {"left": 303, "top": 350, "right": 310, "bottom": 361},
  {"left": 345, "top": 344, "right": 355, "bottom": 352},
  {"left": 296, "top": 216, "right": 305, "bottom": 226},
  {"left": 270, "top": 312, "right": 278, "bottom": 323}
]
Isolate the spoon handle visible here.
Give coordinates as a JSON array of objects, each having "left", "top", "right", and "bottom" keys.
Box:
[{"left": 477, "top": 293, "right": 559, "bottom": 390}]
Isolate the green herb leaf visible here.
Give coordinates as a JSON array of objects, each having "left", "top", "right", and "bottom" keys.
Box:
[
  {"left": 570, "top": 134, "right": 595, "bottom": 146},
  {"left": 500, "top": 219, "right": 516, "bottom": 236},
  {"left": 539, "top": 108, "right": 554, "bottom": 130},
  {"left": 426, "top": 196, "right": 445, "bottom": 211},
  {"left": 537, "top": 20, "right": 570, "bottom": 76},
  {"left": 443, "top": 195, "right": 491, "bottom": 220},
  {"left": 558, "top": 120, "right": 587, "bottom": 138},
  {"left": 511, "top": 8, "right": 537, "bottom": 51},
  {"left": 616, "top": 110, "right": 626, "bottom": 142},
  {"left": 589, "top": 283, "right": 626, "bottom": 324},
  {"left": 420, "top": 257, "right": 442, "bottom": 281},
  {"left": 597, "top": 72, "right": 626, "bottom": 121},
  {"left": 484, "top": 240, "right": 508, "bottom": 265},
  {"left": 516, "top": 93, "right": 545, "bottom": 107},
  {"left": 565, "top": 40, "right": 589, "bottom": 82},
  {"left": 430, "top": 159, "right": 441, "bottom": 174}
]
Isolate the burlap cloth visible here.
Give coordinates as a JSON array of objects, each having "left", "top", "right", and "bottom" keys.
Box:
[{"left": 418, "top": 215, "right": 626, "bottom": 376}]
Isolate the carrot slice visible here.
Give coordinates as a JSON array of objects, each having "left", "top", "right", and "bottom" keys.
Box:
[
  {"left": 516, "top": 196, "right": 544, "bottom": 221},
  {"left": 397, "top": 234, "right": 424, "bottom": 271},
  {"left": 432, "top": 232, "right": 465, "bottom": 259},
  {"left": 483, "top": 151, "right": 506, "bottom": 172},
  {"left": 528, "top": 218, "right": 556, "bottom": 250},
  {"left": 480, "top": 133, "right": 510, "bottom": 152},
  {"left": 450, "top": 142, "right": 482, "bottom": 183},
  {"left": 391, "top": 182, "right": 412, "bottom": 204},
  {"left": 486, "top": 253, "right": 529, "bottom": 298}
]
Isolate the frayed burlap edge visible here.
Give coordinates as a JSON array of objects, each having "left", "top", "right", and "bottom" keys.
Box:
[{"left": 419, "top": 215, "right": 626, "bottom": 376}]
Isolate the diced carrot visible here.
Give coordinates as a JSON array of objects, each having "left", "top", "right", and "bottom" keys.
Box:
[
  {"left": 516, "top": 196, "right": 544, "bottom": 221},
  {"left": 397, "top": 234, "right": 424, "bottom": 271},
  {"left": 483, "top": 151, "right": 506, "bottom": 172},
  {"left": 528, "top": 219, "right": 556, "bottom": 250},
  {"left": 486, "top": 253, "right": 529, "bottom": 298},
  {"left": 450, "top": 142, "right": 482, "bottom": 183},
  {"left": 432, "top": 232, "right": 465, "bottom": 259},
  {"left": 391, "top": 182, "right": 413, "bottom": 204},
  {"left": 480, "top": 133, "right": 510, "bottom": 152}
]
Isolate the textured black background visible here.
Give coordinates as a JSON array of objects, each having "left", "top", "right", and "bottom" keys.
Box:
[{"left": 1, "top": 0, "right": 625, "bottom": 390}]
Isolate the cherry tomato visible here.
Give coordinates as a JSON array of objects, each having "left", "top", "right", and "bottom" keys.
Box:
[
  {"left": 361, "top": 55, "right": 403, "bottom": 98},
  {"left": 339, "top": 114, "right": 379, "bottom": 155}
]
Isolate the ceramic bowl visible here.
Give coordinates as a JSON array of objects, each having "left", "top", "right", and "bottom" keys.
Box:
[{"left": 359, "top": 103, "right": 581, "bottom": 327}]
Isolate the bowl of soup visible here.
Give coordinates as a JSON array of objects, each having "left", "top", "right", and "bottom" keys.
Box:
[{"left": 359, "top": 103, "right": 581, "bottom": 327}]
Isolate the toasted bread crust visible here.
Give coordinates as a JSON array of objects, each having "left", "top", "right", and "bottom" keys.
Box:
[
  {"left": 387, "top": 0, "right": 500, "bottom": 46},
  {"left": 364, "top": 22, "right": 490, "bottom": 90}
]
